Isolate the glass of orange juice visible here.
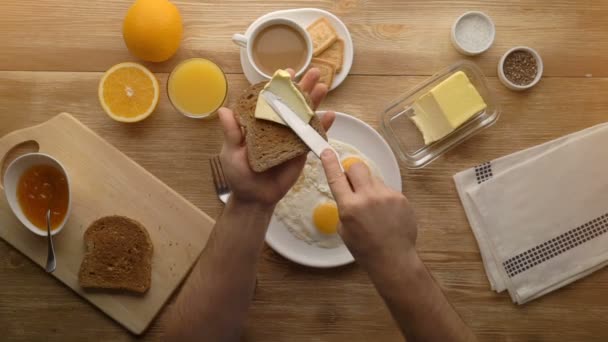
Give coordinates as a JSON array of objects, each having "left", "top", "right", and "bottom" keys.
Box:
[{"left": 168, "top": 58, "right": 228, "bottom": 119}]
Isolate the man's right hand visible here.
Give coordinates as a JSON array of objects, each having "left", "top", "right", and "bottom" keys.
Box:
[
  {"left": 320, "top": 149, "right": 476, "bottom": 342},
  {"left": 320, "top": 149, "right": 418, "bottom": 269}
]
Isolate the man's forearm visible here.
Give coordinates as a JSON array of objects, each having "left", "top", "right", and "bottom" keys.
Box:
[
  {"left": 366, "top": 251, "right": 476, "bottom": 342},
  {"left": 165, "top": 198, "right": 274, "bottom": 341}
]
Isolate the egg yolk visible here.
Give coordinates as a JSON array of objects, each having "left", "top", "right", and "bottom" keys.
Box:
[
  {"left": 313, "top": 202, "right": 340, "bottom": 235},
  {"left": 341, "top": 156, "right": 364, "bottom": 172}
]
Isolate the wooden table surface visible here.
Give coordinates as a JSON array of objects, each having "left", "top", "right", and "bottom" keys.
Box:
[{"left": 1, "top": 0, "right": 607, "bottom": 340}]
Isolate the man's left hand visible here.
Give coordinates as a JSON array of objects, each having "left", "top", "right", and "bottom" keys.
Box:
[{"left": 218, "top": 68, "right": 335, "bottom": 207}]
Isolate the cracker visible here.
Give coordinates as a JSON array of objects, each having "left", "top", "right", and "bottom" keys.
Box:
[
  {"left": 310, "top": 58, "right": 336, "bottom": 88},
  {"left": 316, "top": 38, "right": 344, "bottom": 72},
  {"left": 307, "top": 17, "right": 338, "bottom": 56}
]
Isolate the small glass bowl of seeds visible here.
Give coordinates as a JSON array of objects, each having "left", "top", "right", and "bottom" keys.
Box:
[{"left": 498, "top": 46, "right": 543, "bottom": 91}]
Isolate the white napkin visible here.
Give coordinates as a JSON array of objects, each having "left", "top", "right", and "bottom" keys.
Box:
[{"left": 454, "top": 123, "right": 608, "bottom": 304}]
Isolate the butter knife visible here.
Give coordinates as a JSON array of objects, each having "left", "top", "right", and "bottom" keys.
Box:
[{"left": 261, "top": 91, "right": 343, "bottom": 172}]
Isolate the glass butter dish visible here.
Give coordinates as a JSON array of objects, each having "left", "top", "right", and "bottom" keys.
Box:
[{"left": 380, "top": 61, "right": 500, "bottom": 169}]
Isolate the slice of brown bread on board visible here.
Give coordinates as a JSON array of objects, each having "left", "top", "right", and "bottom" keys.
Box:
[
  {"left": 236, "top": 82, "right": 327, "bottom": 172},
  {"left": 78, "top": 215, "right": 153, "bottom": 294}
]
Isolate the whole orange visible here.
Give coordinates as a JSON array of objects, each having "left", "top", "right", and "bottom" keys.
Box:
[{"left": 122, "top": 0, "right": 183, "bottom": 62}]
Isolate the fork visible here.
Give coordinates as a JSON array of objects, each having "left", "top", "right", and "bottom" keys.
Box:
[{"left": 210, "top": 155, "right": 231, "bottom": 204}]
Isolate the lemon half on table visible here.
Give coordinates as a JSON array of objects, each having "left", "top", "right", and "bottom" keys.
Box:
[{"left": 98, "top": 62, "right": 160, "bottom": 123}]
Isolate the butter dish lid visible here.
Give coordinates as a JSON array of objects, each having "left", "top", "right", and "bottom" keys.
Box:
[{"left": 379, "top": 61, "right": 500, "bottom": 169}]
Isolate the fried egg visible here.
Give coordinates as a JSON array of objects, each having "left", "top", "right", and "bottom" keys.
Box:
[{"left": 274, "top": 139, "right": 382, "bottom": 249}]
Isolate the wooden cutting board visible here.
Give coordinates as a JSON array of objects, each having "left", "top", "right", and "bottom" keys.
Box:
[{"left": 0, "top": 113, "right": 215, "bottom": 334}]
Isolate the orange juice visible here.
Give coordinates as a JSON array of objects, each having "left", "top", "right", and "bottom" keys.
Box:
[{"left": 168, "top": 58, "right": 227, "bottom": 118}]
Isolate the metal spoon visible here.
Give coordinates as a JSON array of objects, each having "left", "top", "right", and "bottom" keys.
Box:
[{"left": 45, "top": 209, "right": 56, "bottom": 273}]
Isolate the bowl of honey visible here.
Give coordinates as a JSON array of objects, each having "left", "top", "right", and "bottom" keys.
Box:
[{"left": 3, "top": 153, "right": 71, "bottom": 236}]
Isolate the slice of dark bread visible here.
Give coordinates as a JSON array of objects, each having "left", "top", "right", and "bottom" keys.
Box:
[
  {"left": 235, "top": 82, "right": 327, "bottom": 172},
  {"left": 78, "top": 216, "right": 153, "bottom": 294}
]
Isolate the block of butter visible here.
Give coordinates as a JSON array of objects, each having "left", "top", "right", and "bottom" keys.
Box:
[
  {"left": 254, "top": 70, "right": 314, "bottom": 125},
  {"left": 411, "top": 71, "right": 487, "bottom": 145}
]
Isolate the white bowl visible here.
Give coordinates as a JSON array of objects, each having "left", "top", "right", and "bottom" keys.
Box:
[
  {"left": 498, "top": 46, "right": 544, "bottom": 91},
  {"left": 451, "top": 11, "right": 495, "bottom": 56},
  {"left": 3, "top": 153, "right": 72, "bottom": 236}
]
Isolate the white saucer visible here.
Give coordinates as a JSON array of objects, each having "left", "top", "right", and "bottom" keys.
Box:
[
  {"left": 238, "top": 8, "right": 354, "bottom": 91},
  {"left": 264, "top": 112, "right": 402, "bottom": 268}
]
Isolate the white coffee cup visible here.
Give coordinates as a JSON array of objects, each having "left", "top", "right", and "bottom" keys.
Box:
[
  {"left": 3, "top": 153, "right": 72, "bottom": 236},
  {"left": 232, "top": 18, "right": 313, "bottom": 79}
]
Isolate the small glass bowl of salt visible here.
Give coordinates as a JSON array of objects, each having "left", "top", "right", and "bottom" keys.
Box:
[{"left": 451, "top": 11, "right": 495, "bottom": 56}]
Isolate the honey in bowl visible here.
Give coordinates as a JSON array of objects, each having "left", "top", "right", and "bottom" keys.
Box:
[{"left": 17, "top": 164, "right": 69, "bottom": 231}]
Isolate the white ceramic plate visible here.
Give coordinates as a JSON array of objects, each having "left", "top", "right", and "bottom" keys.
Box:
[
  {"left": 265, "top": 112, "right": 402, "bottom": 268},
  {"left": 239, "top": 8, "right": 354, "bottom": 91}
]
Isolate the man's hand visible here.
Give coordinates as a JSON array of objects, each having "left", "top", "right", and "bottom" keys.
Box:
[
  {"left": 320, "top": 150, "right": 476, "bottom": 341},
  {"left": 320, "top": 149, "right": 418, "bottom": 268},
  {"left": 218, "top": 68, "right": 335, "bottom": 207},
  {"left": 166, "top": 68, "right": 336, "bottom": 342}
]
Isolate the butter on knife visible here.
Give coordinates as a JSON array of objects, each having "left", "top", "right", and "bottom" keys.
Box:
[{"left": 254, "top": 69, "right": 314, "bottom": 125}]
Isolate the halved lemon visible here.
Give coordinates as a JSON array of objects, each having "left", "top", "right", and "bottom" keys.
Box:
[{"left": 98, "top": 62, "right": 160, "bottom": 123}]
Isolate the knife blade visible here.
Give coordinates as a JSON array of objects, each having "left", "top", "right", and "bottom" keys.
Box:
[{"left": 261, "top": 91, "right": 343, "bottom": 172}]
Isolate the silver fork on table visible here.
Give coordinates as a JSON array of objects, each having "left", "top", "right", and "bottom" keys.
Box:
[{"left": 210, "top": 155, "right": 231, "bottom": 204}]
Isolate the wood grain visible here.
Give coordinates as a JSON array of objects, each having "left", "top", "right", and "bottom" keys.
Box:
[
  {"left": 2, "top": 70, "right": 608, "bottom": 341},
  {"left": 1, "top": 0, "right": 608, "bottom": 340},
  {"left": 0, "top": 0, "right": 606, "bottom": 76},
  {"left": 0, "top": 113, "right": 215, "bottom": 334}
]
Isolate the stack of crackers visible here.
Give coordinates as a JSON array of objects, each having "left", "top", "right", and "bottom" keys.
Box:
[{"left": 306, "top": 17, "right": 345, "bottom": 88}]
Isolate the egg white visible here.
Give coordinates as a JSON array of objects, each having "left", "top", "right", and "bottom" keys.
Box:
[{"left": 274, "top": 139, "right": 383, "bottom": 249}]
